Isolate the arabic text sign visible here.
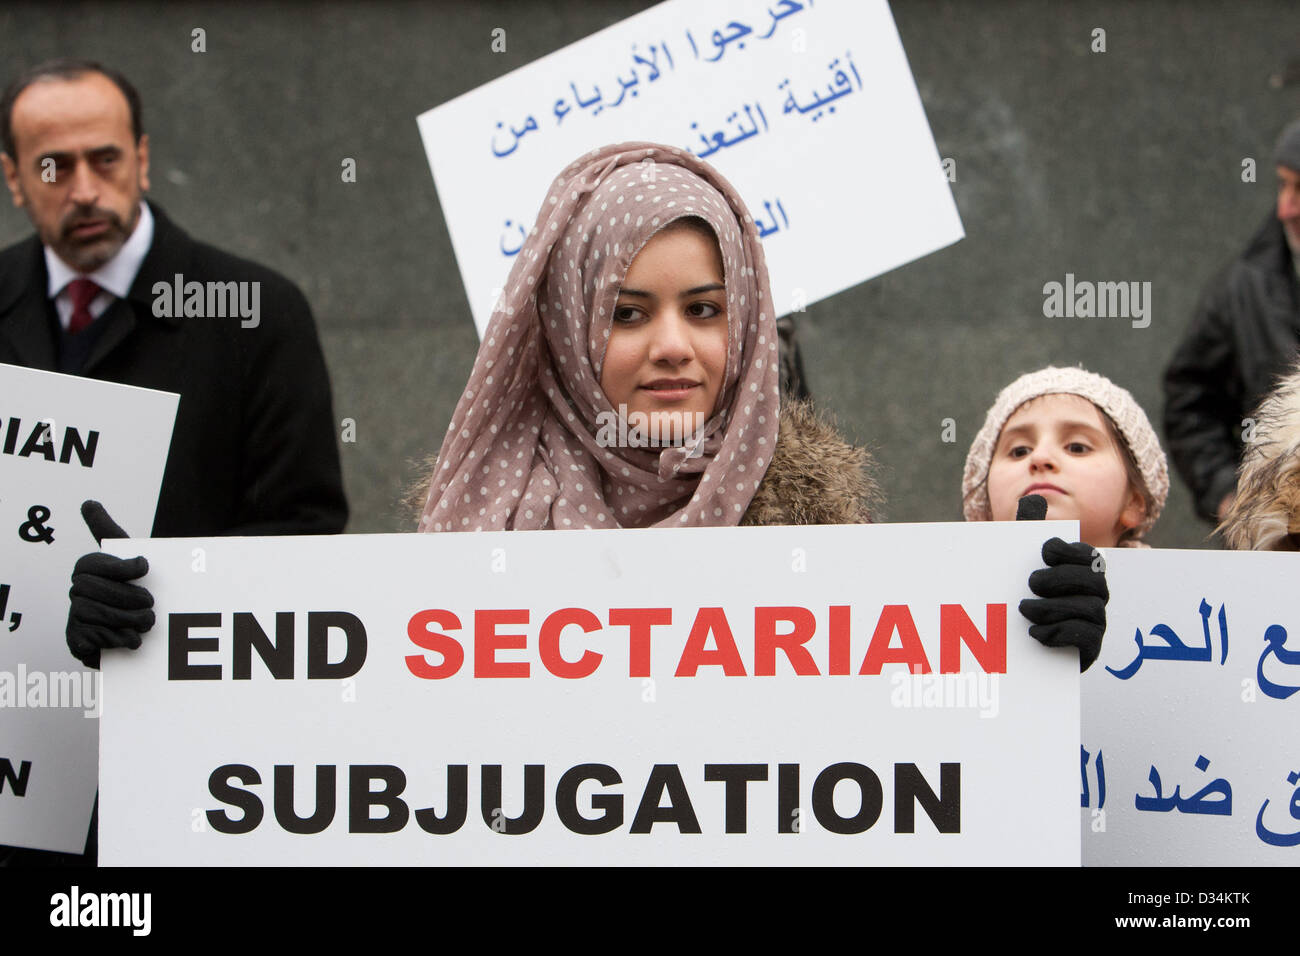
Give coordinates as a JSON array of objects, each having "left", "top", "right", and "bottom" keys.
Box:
[
  {"left": 0, "top": 363, "right": 177, "bottom": 853},
  {"left": 1082, "top": 548, "right": 1300, "bottom": 865},
  {"left": 101, "top": 521, "right": 1077, "bottom": 865},
  {"left": 418, "top": 0, "right": 963, "bottom": 336}
]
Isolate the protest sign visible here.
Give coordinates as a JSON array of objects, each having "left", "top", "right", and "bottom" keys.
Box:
[
  {"left": 0, "top": 363, "right": 177, "bottom": 853},
  {"left": 101, "top": 521, "right": 1078, "bottom": 865},
  {"left": 1082, "top": 548, "right": 1300, "bottom": 865},
  {"left": 417, "top": 0, "right": 963, "bottom": 335}
]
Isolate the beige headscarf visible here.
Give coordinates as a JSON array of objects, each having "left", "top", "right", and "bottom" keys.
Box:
[{"left": 419, "top": 143, "right": 781, "bottom": 532}]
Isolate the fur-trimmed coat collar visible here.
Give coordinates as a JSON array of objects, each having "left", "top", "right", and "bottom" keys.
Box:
[
  {"left": 741, "top": 400, "right": 877, "bottom": 526},
  {"left": 1222, "top": 363, "right": 1300, "bottom": 550}
]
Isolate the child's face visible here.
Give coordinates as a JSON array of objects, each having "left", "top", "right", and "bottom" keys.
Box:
[
  {"left": 600, "top": 223, "right": 728, "bottom": 439},
  {"left": 986, "top": 393, "right": 1144, "bottom": 548}
]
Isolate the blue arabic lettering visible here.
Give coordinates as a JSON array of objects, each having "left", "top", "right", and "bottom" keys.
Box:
[
  {"left": 631, "top": 43, "right": 663, "bottom": 82},
  {"left": 1135, "top": 755, "right": 1232, "bottom": 815},
  {"left": 490, "top": 115, "right": 539, "bottom": 158},
  {"left": 570, "top": 80, "right": 603, "bottom": 115},
  {"left": 1257, "top": 624, "right": 1300, "bottom": 699},
  {"left": 1256, "top": 770, "right": 1300, "bottom": 846},
  {"left": 1106, "top": 598, "right": 1228, "bottom": 680},
  {"left": 688, "top": 103, "right": 767, "bottom": 158},
  {"left": 778, "top": 51, "right": 864, "bottom": 121},
  {"left": 705, "top": 21, "right": 753, "bottom": 62},
  {"left": 499, "top": 220, "right": 526, "bottom": 257},
  {"left": 1080, "top": 746, "right": 1106, "bottom": 808},
  {"left": 757, "top": 0, "right": 807, "bottom": 40},
  {"left": 755, "top": 198, "right": 789, "bottom": 238}
]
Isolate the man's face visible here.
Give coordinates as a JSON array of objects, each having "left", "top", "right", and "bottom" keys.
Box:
[
  {"left": 1278, "top": 165, "right": 1300, "bottom": 256},
  {"left": 1, "top": 72, "right": 149, "bottom": 272}
]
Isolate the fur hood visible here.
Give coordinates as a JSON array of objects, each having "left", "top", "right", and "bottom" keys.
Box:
[
  {"left": 741, "top": 400, "right": 878, "bottom": 526},
  {"left": 1222, "top": 364, "right": 1300, "bottom": 550}
]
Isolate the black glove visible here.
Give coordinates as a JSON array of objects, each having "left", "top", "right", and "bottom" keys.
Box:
[
  {"left": 1015, "top": 494, "right": 1108, "bottom": 672},
  {"left": 66, "top": 501, "right": 154, "bottom": 670}
]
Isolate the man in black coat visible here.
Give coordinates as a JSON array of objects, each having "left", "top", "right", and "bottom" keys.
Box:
[
  {"left": 0, "top": 59, "right": 347, "bottom": 536},
  {"left": 0, "top": 201, "right": 348, "bottom": 535},
  {"left": 0, "top": 58, "right": 347, "bottom": 865},
  {"left": 1163, "top": 118, "right": 1300, "bottom": 525}
]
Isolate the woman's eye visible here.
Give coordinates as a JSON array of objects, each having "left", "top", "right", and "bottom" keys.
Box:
[
  {"left": 612, "top": 305, "right": 641, "bottom": 324},
  {"left": 690, "top": 302, "right": 723, "bottom": 319}
]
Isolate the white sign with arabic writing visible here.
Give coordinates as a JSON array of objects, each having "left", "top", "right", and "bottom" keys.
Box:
[
  {"left": 418, "top": 0, "right": 963, "bottom": 336},
  {"left": 1082, "top": 548, "right": 1300, "bottom": 865},
  {"left": 0, "top": 363, "right": 177, "bottom": 854},
  {"left": 100, "top": 522, "right": 1077, "bottom": 865}
]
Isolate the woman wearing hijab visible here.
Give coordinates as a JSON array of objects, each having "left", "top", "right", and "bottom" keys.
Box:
[{"left": 416, "top": 142, "right": 875, "bottom": 531}]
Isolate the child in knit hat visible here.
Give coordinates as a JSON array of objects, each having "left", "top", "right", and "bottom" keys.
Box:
[{"left": 963, "top": 366, "right": 1170, "bottom": 548}]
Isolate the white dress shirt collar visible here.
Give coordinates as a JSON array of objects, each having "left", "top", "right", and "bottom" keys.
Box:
[{"left": 45, "top": 200, "right": 155, "bottom": 300}]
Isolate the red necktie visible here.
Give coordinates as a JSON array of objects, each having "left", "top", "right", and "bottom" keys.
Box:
[{"left": 66, "top": 278, "right": 101, "bottom": 335}]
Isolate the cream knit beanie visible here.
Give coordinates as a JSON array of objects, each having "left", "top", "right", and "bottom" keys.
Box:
[{"left": 962, "top": 366, "right": 1169, "bottom": 539}]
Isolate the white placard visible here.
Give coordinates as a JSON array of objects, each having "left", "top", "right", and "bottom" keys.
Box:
[
  {"left": 101, "top": 521, "right": 1078, "bottom": 866},
  {"left": 1082, "top": 548, "right": 1300, "bottom": 865},
  {"left": 418, "top": 0, "right": 964, "bottom": 336},
  {"left": 0, "top": 363, "right": 177, "bottom": 853}
]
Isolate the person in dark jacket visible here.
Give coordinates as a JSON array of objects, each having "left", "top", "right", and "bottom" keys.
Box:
[
  {"left": 0, "top": 59, "right": 347, "bottom": 537},
  {"left": 1163, "top": 117, "right": 1300, "bottom": 524},
  {"left": 0, "top": 58, "right": 347, "bottom": 866}
]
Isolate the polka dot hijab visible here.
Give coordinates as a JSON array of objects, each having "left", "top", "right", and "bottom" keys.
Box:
[{"left": 419, "top": 142, "right": 781, "bottom": 532}]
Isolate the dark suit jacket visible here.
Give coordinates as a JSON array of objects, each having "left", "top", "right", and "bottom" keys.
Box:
[{"left": 0, "top": 202, "right": 347, "bottom": 536}]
